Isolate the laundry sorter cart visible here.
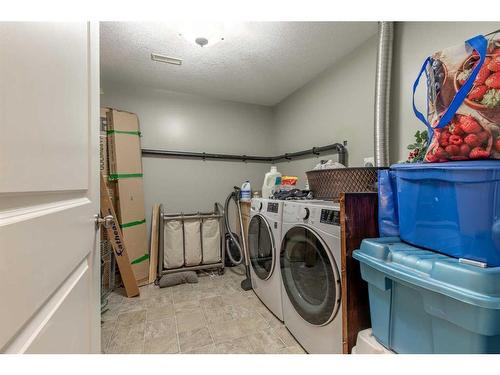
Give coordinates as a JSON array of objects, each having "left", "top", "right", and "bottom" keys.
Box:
[{"left": 157, "top": 203, "right": 225, "bottom": 279}]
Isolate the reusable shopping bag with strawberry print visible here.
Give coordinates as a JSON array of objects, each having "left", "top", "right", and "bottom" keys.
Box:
[{"left": 413, "top": 30, "right": 500, "bottom": 162}]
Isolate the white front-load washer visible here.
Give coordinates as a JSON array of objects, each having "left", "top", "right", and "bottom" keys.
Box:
[
  {"left": 280, "top": 200, "right": 342, "bottom": 354},
  {"left": 248, "top": 198, "right": 284, "bottom": 321}
]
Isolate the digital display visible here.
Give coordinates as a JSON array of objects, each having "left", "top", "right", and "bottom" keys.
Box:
[
  {"left": 320, "top": 209, "right": 340, "bottom": 225},
  {"left": 267, "top": 202, "right": 279, "bottom": 213}
]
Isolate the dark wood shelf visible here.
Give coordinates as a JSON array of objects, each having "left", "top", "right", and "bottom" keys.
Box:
[{"left": 340, "top": 192, "right": 378, "bottom": 354}]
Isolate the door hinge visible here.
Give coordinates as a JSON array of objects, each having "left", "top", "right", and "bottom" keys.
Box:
[{"left": 94, "top": 214, "right": 114, "bottom": 230}]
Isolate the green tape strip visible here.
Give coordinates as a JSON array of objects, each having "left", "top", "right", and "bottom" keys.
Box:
[
  {"left": 131, "top": 253, "right": 149, "bottom": 265},
  {"left": 120, "top": 219, "right": 146, "bottom": 229},
  {"left": 108, "top": 173, "right": 143, "bottom": 181},
  {"left": 107, "top": 130, "right": 142, "bottom": 136}
]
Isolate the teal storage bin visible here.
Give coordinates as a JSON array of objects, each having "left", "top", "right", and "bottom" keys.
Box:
[{"left": 353, "top": 237, "right": 500, "bottom": 354}]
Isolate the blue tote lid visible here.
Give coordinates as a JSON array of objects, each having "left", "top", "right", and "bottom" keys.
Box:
[
  {"left": 389, "top": 161, "right": 500, "bottom": 182},
  {"left": 353, "top": 237, "right": 500, "bottom": 309},
  {"left": 391, "top": 160, "right": 500, "bottom": 171}
]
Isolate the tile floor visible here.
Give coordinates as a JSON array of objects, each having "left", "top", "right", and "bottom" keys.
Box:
[{"left": 101, "top": 265, "right": 305, "bottom": 354}]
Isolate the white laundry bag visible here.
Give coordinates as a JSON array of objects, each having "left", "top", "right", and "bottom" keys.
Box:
[
  {"left": 183, "top": 220, "right": 202, "bottom": 266},
  {"left": 163, "top": 220, "right": 184, "bottom": 269},
  {"left": 202, "top": 218, "right": 221, "bottom": 264}
]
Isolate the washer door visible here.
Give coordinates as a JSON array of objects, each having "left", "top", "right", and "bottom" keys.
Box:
[
  {"left": 280, "top": 225, "right": 341, "bottom": 326},
  {"left": 248, "top": 214, "right": 275, "bottom": 280}
]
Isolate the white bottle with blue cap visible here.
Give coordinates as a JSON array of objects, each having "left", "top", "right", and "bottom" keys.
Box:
[
  {"left": 262, "top": 166, "right": 281, "bottom": 199},
  {"left": 240, "top": 180, "right": 251, "bottom": 202}
]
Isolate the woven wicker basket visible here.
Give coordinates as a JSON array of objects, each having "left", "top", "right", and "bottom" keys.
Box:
[{"left": 306, "top": 167, "right": 384, "bottom": 201}]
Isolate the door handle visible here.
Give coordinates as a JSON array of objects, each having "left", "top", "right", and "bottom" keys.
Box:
[{"left": 94, "top": 214, "right": 114, "bottom": 229}]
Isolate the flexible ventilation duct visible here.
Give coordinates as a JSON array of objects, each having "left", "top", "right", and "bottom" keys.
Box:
[{"left": 374, "top": 22, "right": 394, "bottom": 167}]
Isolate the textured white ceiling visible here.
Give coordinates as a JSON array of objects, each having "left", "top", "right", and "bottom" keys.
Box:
[{"left": 100, "top": 22, "right": 378, "bottom": 106}]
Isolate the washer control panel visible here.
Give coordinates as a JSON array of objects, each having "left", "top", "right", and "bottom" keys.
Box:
[
  {"left": 320, "top": 209, "right": 340, "bottom": 226},
  {"left": 267, "top": 202, "right": 279, "bottom": 213}
]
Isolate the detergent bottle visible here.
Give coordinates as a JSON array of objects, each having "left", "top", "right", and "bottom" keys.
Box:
[
  {"left": 240, "top": 181, "right": 251, "bottom": 202},
  {"left": 261, "top": 166, "right": 282, "bottom": 199}
]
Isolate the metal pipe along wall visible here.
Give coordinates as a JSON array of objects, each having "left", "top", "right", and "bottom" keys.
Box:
[
  {"left": 374, "top": 21, "right": 394, "bottom": 167},
  {"left": 142, "top": 142, "right": 347, "bottom": 166}
]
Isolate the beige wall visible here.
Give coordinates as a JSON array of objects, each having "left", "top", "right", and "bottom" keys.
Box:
[
  {"left": 101, "top": 84, "right": 273, "bottom": 232},
  {"left": 391, "top": 21, "right": 500, "bottom": 163},
  {"left": 271, "top": 35, "right": 378, "bottom": 187}
]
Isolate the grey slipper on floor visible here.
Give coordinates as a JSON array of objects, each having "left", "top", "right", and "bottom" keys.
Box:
[{"left": 158, "top": 271, "right": 198, "bottom": 288}]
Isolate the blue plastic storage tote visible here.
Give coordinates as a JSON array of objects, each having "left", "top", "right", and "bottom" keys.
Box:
[
  {"left": 353, "top": 237, "right": 500, "bottom": 354},
  {"left": 378, "top": 169, "right": 399, "bottom": 237},
  {"left": 389, "top": 161, "right": 500, "bottom": 266}
]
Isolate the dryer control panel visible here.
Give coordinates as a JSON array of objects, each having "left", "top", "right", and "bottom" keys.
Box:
[{"left": 320, "top": 209, "right": 340, "bottom": 226}]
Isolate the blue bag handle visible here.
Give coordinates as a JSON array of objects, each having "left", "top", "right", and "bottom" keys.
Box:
[
  {"left": 412, "top": 35, "right": 488, "bottom": 133},
  {"left": 412, "top": 57, "right": 432, "bottom": 128}
]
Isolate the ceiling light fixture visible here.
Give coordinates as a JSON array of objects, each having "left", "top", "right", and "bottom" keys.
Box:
[
  {"left": 151, "top": 53, "right": 182, "bottom": 65},
  {"left": 177, "top": 22, "right": 226, "bottom": 48}
]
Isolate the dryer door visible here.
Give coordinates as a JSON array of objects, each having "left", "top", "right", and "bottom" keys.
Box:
[
  {"left": 248, "top": 214, "right": 275, "bottom": 280},
  {"left": 280, "top": 225, "right": 341, "bottom": 326}
]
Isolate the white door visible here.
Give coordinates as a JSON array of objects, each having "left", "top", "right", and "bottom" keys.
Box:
[{"left": 0, "top": 22, "right": 100, "bottom": 353}]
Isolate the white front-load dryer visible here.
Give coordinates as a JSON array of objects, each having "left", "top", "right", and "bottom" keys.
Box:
[
  {"left": 280, "top": 200, "right": 342, "bottom": 354},
  {"left": 248, "top": 198, "right": 284, "bottom": 321}
]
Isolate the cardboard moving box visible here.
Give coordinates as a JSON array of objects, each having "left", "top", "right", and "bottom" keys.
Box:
[
  {"left": 100, "top": 107, "right": 118, "bottom": 212},
  {"left": 99, "top": 135, "right": 109, "bottom": 176},
  {"left": 107, "top": 109, "right": 143, "bottom": 178},
  {"left": 105, "top": 108, "right": 149, "bottom": 285},
  {"left": 108, "top": 134, "right": 142, "bottom": 177},
  {"left": 100, "top": 107, "right": 110, "bottom": 133},
  {"left": 100, "top": 107, "right": 111, "bottom": 177},
  {"left": 114, "top": 178, "right": 146, "bottom": 225},
  {"left": 100, "top": 173, "right": 140, "bottom": 298},
  {"left": 122, "top": 223, "right": 149, "bottom": 286}
]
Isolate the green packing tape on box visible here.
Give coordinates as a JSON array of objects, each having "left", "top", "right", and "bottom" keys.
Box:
[
  {"left": 131, "top": 253, "right": 149, "bottom": 265},
  {"left": 120, "top": 219, "right": 146, "bottom": 229},
  {"left": 107, "top": 130, "right": 142, "bottom": 136},
  {"left": 108, "top": 173, "right": 143, "bottom": 181}
]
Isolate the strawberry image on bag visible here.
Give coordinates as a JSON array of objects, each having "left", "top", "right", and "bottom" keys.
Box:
[{"left": 413, "top": 30, "right": 500, "bottom": 162}]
